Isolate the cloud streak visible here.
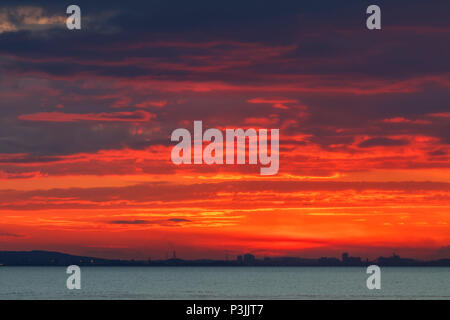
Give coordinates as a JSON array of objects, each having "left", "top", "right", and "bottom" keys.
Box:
[{"left": 18, "top": 111, "right": 155, "bottom": 123}]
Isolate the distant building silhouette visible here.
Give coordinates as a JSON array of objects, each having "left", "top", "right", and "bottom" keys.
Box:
[
  {"left": 342, "top": 252, "right": 362, "bottom": 266},
  {"left": 319, "top": 257, "right": 341, "bottom": 266},
  {"left": 243, "top": 253, "right": 256, "bottom": 265},
  {"left": 376, "top": 253, "right": 415, "bottom": 266},
  {"left": 2, "top": 250, "right": 450, "bottom": 267}
]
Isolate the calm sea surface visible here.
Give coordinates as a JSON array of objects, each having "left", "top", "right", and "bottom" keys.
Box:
[{"left": 0, "top": 267, "right": 449, "bottom": 300}]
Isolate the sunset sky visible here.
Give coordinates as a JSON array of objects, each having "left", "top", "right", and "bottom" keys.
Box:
[{"left": 0, "top": 0, "right": 449, "bottom": 260}]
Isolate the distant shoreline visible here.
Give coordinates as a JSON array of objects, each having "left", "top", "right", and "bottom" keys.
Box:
[{"left": 1, "top": 250, "right": 450, "bottom": 267}]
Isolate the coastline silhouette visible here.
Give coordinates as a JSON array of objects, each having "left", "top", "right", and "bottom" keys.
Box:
[{"left": 1, "top": 251, "right": 449, "bottom": 267}]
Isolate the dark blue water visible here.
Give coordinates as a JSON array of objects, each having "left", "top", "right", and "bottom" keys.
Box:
[{"left": 1, "top": 267, "right": 449, "bottom": 299}]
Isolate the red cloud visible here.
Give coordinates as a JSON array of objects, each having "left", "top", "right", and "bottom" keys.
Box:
[
  {"left": 247, "top": 98, "right": 300, "bottom": 110},
  {"left": 383, "top": 117, "right": 431, "bottom": 125},
  {"left": 428, "top": 112, "right": 450, "bottom": 118},
  {"left": 18, "top": 111, "right": 155, "bottom": 122},
  {"left": 135, "top": 100, "right": 167, "bottom": 108}
]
